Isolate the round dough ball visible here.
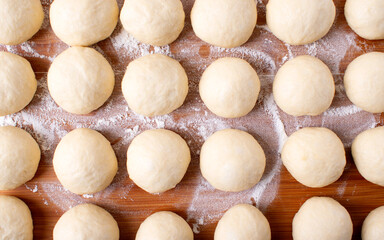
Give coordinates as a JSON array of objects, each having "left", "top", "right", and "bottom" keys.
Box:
[
  {"left": 215, "top": 204, "right": 271, "bottom": 240},
  {"left": 53, "top": 128, "right": 117, "bottom": 195},
  {"left": 48, "top": 47, "right": 115, "bottom": 115},
  {"left": 122, "top": 54, "right": 188, "bottom": 117},
  {"left": 200, "top": 129, "right": 266, "bottom": 192},
  {"left": 362, "top": 206, "right": 384, "bottom": 240},
  {"left": 266, "top": 0, "right": 336, "bottom": 45},
  {"left": 54, "top": 204, "right": 119, "bottom": 240},
  {"left": 344, "top": 52, "right": 384, "bottom": 113},
  {"left": 293, "top": 197, "right": 353, "bottom": 240},
  {"left": 50, "top": 0, "right": 119, "bottom": 46},
  {"left": 199, "top": 58, "right": 260, "bottom": 118},
  {"left": 136, "top": 211, "right": 193, "bottom": 240},
  {"left": 345, "top": 0, "right": 384, "bottom": 40},
  {"left": 282, "top": 127, "right": 346, "bottom": 188},
  {"left": 120, "top": 0, "right": 185, "bottom": 46},
  {"left": 273, "top": 55, "right": 335, "bottom": 116},
  {"left": 191, "top": 0, "right": 257, "bottom": 48},
  {"left": 0, "top": 195, "right": 33, "bottom": 240},
  {"left": 0, "top": 52, "right": 37, "bottom": 116},
  {"left": 0, "top": 0, "right": 44, "bottom": 45},
  {"left": 127, "top": 129, "right": 191, "bottom": 194}
]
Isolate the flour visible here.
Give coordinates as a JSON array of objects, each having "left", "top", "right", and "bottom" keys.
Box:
[{"left": 324, "top": 105, "right": 362, "bottom": 117}]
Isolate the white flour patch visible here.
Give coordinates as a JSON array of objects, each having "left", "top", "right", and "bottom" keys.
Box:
[
  {"left": 337, "top": 181, "right": 348, "bottom": 197},
  {"left": 324, "top": 105, "right": 362, "bottom": 117}
]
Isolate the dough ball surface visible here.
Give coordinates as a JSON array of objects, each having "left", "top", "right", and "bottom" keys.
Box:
[
  {"left": 122, "top": 54, "right": 188, "bottom": 117},
  {"left": 199, "top": 58, "right": 260, "bottom": 118},
  {"left": 293, "top": 197, "right": 353, "bottom": 240},
  {"left": 362, "top": 206, "right": 384, "bottom": 240},
  {"left": 273, "top": 55, "right": 335, "bottom": 116},
  {"left": 50, "top": 0, "right": 119, "bottom": 46},
  {"left": 0, "top": 52, "right": 37, "bottom": 116},
  {"left": 200, "top": 129, "right": 266, "bottom": 192},
  {"left": 282, "top": 127, "right": 346, "bottom": 188},
  {"left": 120, "top": 0, "right": 185, "bottom": 46},
  {"left": 53, "top": 204, "right": 119, "bottom": 240},
  {"left": 191, "top": 0, "right": 257, "bottom": 48},
  {"left": 48, "top": 47, "right": 115, "bottom": 115},
  {"left": 53, "top": 128, "right": 117, "bottom": 195},
  {"left": 344, "top": 52, "right": 384, "bottom": 113},
  {"left": 215, "top": 204, "right": 271, "bottom": 240},
  {"left": 266, "top": 0, "right": 335, "bottom": 45}
]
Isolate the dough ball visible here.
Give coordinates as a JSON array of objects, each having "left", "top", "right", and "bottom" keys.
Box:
[
  {"left": 50, "top": 0, "right": 119, "bottom": 46},
  {"left": 273, "top": 55, "right": 335, "bottom": 116},
  {"left": 200, "top": 129, "right": 266, "bottom": 192},
  {"left": 53, "top": 128, "right": 117, "bottom": 195},
  {"left": 0, "top": 126, "right": 40, "bottom": 190},
  {"left": 0, "top": 52, "right": 37, "bottom": 116},
  {"left": 282, "top": 127, "right": 346, "bottom": 188},
  {"left": 362, "top": 206, "right": 384, "bottom": 240},
  {"left": 136, "top": 211, "right": 193, "bottom": 240},
  {"left": 344, "top": 52, "right": 384, "bottom": 113},
  {"left": 0, "top": 0, "right": 43, "bottom": 45},
  {"left": 266, "top": 0, "right": 335, "bottom": 45},
  {"left": 199, "top": 58, "right": 260, "bottom": 118},
  {"left": 215, "top": 204, "right": 271, "bottom": 240},
  {"left": 54, "top": 204, "right": 119, "bottom": 240},
  {"left": 345, "top": 0, "right": 384, "bottom": 40},
  {"left": 120, "top": 0, "right": 185, "bottom": 46},
  {"left": 191, "top": 0, "right": 257, "bottom": 48},
  {"left": 0, "top": 195, "right": 33, "bottom": 240},
  {"left": 48, "top": 47, "right": 115, "bottom": 115},
  {"left": 122, "top": 54, "right": 188, "bottom": 117},
  {"left": 127, "top": 129, "right": 191, "bottom": 194},
  {"left": 293, "top": 197, "right": 353, "bottom": 240}
]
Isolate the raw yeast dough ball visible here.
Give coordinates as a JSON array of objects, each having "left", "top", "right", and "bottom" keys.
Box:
[{"left": 362, "top": 206, "right": 384, "bottom": 240}]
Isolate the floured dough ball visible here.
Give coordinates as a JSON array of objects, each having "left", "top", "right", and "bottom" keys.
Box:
[
  {"left": 127, "top": 129, "right": 190, "bottom": 194},
  {"left": 53, "top": 128, "right": 117, "bottom": 195},
  {"left": 199, "top": 58, "right": 260, "bottom": 118},
  {"left": 48, "top": 47, "right": 115, "bottom": 115},
  {"left": 273, "top": 55, "right": 334, "bottom": 116},
  {"left": 215, "top": 204, "right": 271, "bottom": 240},
  {"left": 282, "top": 127, "right": 346, "bottom": 188},
  {"left": 362, "top": 206, "right": 384, "bottom": 240},
  {"left": 120, "top": 0, "right": 185, "bottom": 46},
  {"left": 136, "top": 211, "right": 193, "bottom": 240},
  {"left": 54, "top": 204, "right": 119, "bottom": 240},
  {"left": 122, "top": 54, "right": 188, "bottom": 117},
  {"left": 345, "top": 0, "right": 384, "bottom": 40},
  {"left": 0, "top": 195, "right": 33, "bottom": 240},
  {"left": 0, "top": 52, "right": 37, "bottom": 116},
  {"left": 50, "top": 0, "right": 119, "bottom": 46},
  {"left": 191, "top": 0, "right": 257, "bottom": 48},
  {"left": 200, "top": 129, "right": 266, "bottom": 192},
  {"left": 267, "top": 0, "right": 335, "bottom": 45},
  {"left": 293, "top": 197, "right": 353, "bottom": 240},
  {"left": 344, "top": 52, "right": 384, "bottom": 113}
]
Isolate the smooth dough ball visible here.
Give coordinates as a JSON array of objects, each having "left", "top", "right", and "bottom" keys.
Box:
[
  {"left": 0, "top": 195, "right": 33, "bottom": 240},
  {"left": 136, "top": 211, "right": 193, "bottom": 240},
  {"left": 199, "top": 58, "right": 260, "bottom": 118},
  {"left": 191, "top": 0, "right": 257, "bottom": 48},
  {"left": 122, "top": 54, "right": 188, "bottom": 117},
  {"left": 345, "top": 0, "right": 384, "bottom": 40},
  {"left": 282, "top": 127, "right": 346, "bottom": 188},
  {"left": 54, "top": 204, "right": 119, "bottom": 240},
  {"left": 293, "top": 197, "right": 353, "bottom": 240},
  {"left": 200, "top": 129, "right": 266, "bottom": 192},
  {"left": 0, "top": 52, "right": 37, "bottom": 116},
  {"left": 48, "top": 47, "right": 115, "bottom": 115},
  {"left": 344, "top": 52, "right": 384, "bottom": 113},
  {"left": 273, "top": 55, "right": 335, "bottom": 116},
  {"left": 0, "top": 0, "right": 44, "bottom": 45},
  {"left": 362, "top": 206, "right": 384, "bottom": 240},
  {"left": 215, "top": 204, "right": 271, "bottom": 240},
  {"left": 266, "top": 0, "right": 336, "bottom": 45},
  {"left": 127, "top": 129, "right": 191, "bottom": 194},
  {"left": 53, "top": 128, "right": 117, "bottom": 195},
  {"left": 50, "top": 0, "right": 119, "bottom": 46},
  {"left": 120, "top": 0, "right": 185, "bottom": 46}
]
